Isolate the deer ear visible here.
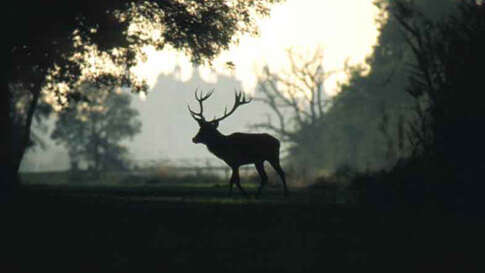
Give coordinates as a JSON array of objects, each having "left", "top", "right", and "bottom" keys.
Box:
[{"left": 211, "top": 121, "right": 219, "bottom": 128}]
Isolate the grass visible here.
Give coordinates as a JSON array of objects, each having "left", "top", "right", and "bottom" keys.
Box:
[{"left": 2, "top": 177, "right": 484, "bottom": 273}]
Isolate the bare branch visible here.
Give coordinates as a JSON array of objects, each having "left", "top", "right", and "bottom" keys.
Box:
[{"left": 254, "top": 48, "right": 333, "bottom": 141}]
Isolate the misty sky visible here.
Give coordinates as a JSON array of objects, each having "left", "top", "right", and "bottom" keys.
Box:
[{"left": 133, "top": 0, "right": 380, "bottom": 94}]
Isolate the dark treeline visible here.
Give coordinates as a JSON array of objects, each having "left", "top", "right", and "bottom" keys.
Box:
[
  {"left": 317, "top": 0, "right": 459, "bottom": 171},
  {"left": 381, "top": 0, "right": 485, "bottom": 210},
  {"left": 252, "top": 0, "right": 485, "bottom": 210},
  {"left": 329, "top": 0, "right": 484, "bottom": 210},
  {"left": 256, "top": 0, "right": 459, "bottom": 172}
]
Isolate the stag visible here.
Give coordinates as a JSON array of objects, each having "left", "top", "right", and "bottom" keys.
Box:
[{"left": 188, "top": 89, "right": 289, "bottom": 198}]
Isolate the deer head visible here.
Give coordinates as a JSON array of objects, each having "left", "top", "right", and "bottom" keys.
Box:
[{"left": 188, "top": 89, "right": 252, "bottom": 144}]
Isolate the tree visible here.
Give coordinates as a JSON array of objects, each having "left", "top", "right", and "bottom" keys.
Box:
[
  {"left": 253, "top": 49, "right": 332, "bottom": 173},
  {"left": 1, "top": 0, "right": 283, "bottom": 197},
  {"left": 391, "top": 0, "right": 485, "bottom": 180},
  {"left": 315, "top": 0, "right": 458, "bottom": 171},
  {"left": 351, "top": 0, "right": 485, "bottom": 209},
  {"left": 10, "top": 83, "right": 52, "bottom": 152},
  {"left": 51, "top": 86, "right": 141, "bottom": 175}
]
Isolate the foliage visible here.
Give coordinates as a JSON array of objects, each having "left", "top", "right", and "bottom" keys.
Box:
[
  {"left": 392, "top": 0, "right": 485, "bottom": 166},
  {"left": 388, "top": 0, "right": 485, "bottom": 204},
  {"left": 313, "top": 0, "right": 458, "bottom": 171},
  {"left": 7, "top": 0, "right": 284, "bottom": 106},
  {"left": 350, "top": 1, "right": 485, "bottom": 211},
  {"left": 51, "top": 86, "right": 141, "bottom": 172}
]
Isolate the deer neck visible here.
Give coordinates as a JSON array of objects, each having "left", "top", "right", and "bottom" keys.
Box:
[{"left": 205, "top": 130, "right": 228, "bottom": 150}]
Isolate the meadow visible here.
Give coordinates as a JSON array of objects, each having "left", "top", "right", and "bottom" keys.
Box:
[{"left": 2, "top": 172, "right": 483, "bottom": 273}]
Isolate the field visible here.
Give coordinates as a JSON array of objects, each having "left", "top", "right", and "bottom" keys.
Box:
[{"left": 2, "top": 175, "right": 484, "bottom": 273}]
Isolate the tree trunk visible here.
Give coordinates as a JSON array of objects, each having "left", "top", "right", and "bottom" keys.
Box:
[
  {"left": 13, "top": 85, "right": 42, "bottom": 173},
  {"left": 0, "top": 75, "right": 16, "bottom": 202},
  {"left": 1, "top": 54, "right": 43, "bottom": 201},
  {"left": 91, "top": 119, "right": 100, "bottom": 179}
]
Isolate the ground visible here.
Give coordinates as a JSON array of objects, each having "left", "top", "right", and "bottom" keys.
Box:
[{"left": 1, "top": 182, "right": 484, "bottom": 273}]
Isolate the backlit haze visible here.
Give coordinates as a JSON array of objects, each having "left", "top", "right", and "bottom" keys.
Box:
[
  {"left": 23, "top": 0, "right": 382, "bottom": 171},
  {"left": 133, "top": 0, "right": 380, "bottom": 95}
]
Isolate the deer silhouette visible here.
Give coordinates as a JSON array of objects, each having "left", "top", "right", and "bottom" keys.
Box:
[{"left": 189, "top": 89, "right": 289, "bottom": 198}]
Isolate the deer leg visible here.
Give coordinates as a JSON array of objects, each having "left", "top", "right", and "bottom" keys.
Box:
[
  {"left": 232, "top": 167, "right": 248, "bottom": 197},
  {"left": 228, "top": 170, "right": 236, "bottom": 197},
  {"left": 255, "top": 161, "right": 268, "bottom": 198},
  {"left": 269, "top": 159, "right": 289, "bottom": 197}
]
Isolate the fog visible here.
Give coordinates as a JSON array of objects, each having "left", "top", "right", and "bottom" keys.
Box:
[
  {"left": 19, "top": 0, "right": 382, "bottom": 174},
  {"left": 21, "top": 68, "right": 274, "bottom": 172}
]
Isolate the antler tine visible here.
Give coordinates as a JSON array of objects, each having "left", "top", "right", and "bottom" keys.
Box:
[
  {"left": 187, "top": 105, "right": 203, "bottom": 122},
  {"left": 187, "top": 104, "right": 200, "bottom": 117},
  {"left": 212, "top": 90, "right": 252, "bottom": 123},
  {"left": 235, "top": 89, "right": 252, "bottom": 104},
  {"left": 195, "top": 88, "right": 214, "bottom": 102},
  {"left": 189, "top": 88, "right": 215, "bottom": 122}
]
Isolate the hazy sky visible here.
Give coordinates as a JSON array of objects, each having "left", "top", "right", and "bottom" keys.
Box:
[
  {"left": 133, "top": 0, "right": 380, "bottom": 96},
  {"left": 22, "top": 0, "right": 382, "bottom": 171}
]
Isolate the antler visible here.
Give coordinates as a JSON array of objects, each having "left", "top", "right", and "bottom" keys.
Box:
[
  {"left": 212, "top": 90, "right": 252, "bottom": 123},
  {"left": 188, "top": 88, "right": 214, "bottom": 122}
]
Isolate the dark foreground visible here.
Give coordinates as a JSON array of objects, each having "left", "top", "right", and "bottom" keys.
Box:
[{"left": 1, "top": 185, "right": 484, "bottom": 273}]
